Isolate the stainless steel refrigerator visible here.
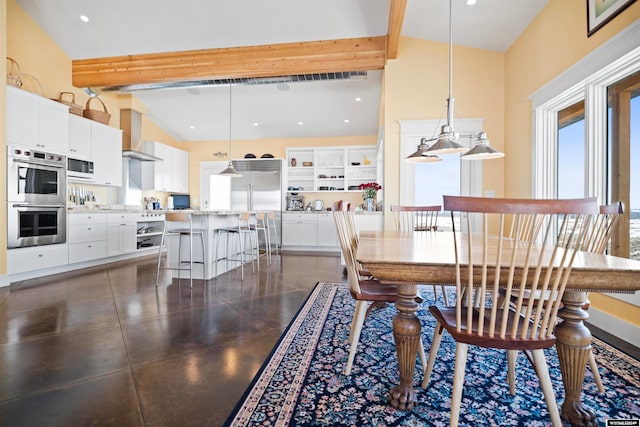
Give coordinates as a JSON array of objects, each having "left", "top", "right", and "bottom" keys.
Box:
[{"left": 229, "top": 158, "right": 284, "bottom": 249}]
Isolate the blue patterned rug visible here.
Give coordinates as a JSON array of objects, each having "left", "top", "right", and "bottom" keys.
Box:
[{"left": 224, "top": 282, "right": 640, "bottom": 426}]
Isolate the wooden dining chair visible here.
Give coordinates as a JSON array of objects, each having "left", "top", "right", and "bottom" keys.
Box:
[
  {"left": 390, "top": 205, "right": 441, "bottom": 232},
  {"left": 333, "top": 211, "right": 427, "bottom": 376},
  {"left": 390, "top": 205, "right": 449, "bottom": 305},
  {"left": 501, "top": 201, "right": 624, "bottom": 393},
  {"left": 422, "top": 195, "right": 598, "bottom": 427}
]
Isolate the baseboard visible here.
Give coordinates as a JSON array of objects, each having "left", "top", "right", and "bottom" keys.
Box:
[
  {"left": 7, "top": 249, "right": 158, "bottom": 284},
  {"left": 587, "top": 307, "right": 640, "bottom": 349},
  {"left": 0, "top": 273, "right": 10, "bottom": 288}
]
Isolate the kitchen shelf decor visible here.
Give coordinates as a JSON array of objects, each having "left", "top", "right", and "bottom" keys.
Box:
[{"left": 285, "top": 145, "right": 379, "bottom": 194}]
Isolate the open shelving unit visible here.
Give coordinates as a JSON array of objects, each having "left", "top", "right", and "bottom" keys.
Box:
[{"left": 285, "top": 145, "right": 378, "bottom": 195}]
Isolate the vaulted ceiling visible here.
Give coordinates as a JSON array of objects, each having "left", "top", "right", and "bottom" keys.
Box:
[{"left": 16, "top": 0, "right": 547, "bottom": 141}]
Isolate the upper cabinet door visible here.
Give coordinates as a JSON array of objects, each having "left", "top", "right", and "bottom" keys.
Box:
[
  {"left": 68, "top": 114, "right": 92, "bottom": 160},
  {"left": 6, "top": 86, "right": 39, "bottom": 147},
  {"left": 91, "top": 121, "right": 122, "bottom": 186},
  {"left": 6, "top": 86, "right": 68, "bottom": 154},
  {"left": 141, "top": 141, "right": 188, "bottom": 193},
  {"left": 39, "top": 99, "right": 69, "bottom": 153}
]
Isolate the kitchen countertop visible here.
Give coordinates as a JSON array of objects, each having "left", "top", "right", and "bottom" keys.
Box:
[
  {"left": 68, "top": 207, "right": 278, "bottom": 215},
  {"left": 284, "top": 210, "right": 383, "bottom": 215},
  {"left": 69, "top": 207, "right": 383, "bottom": 215}
]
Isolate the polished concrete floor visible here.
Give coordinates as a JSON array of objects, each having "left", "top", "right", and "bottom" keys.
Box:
[{"left": 0, "top": 253, "right": 346, "bottom": 426}]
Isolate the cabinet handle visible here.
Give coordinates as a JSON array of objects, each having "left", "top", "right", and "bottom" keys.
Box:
[
  {"left": 38, "top": 254, "right": 43, "bottom": 257},
  {"left": 88, "top": 227, "right": 92, "bottom": 231}
]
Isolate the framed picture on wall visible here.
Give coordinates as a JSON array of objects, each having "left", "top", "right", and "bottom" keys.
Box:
[{"left": 587, "top": 0, "right": 637, "bottom": 36}]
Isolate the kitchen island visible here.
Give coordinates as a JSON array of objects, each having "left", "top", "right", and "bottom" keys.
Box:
[{"left": 161, "top": 209, "right": 278, "bottom": 280}]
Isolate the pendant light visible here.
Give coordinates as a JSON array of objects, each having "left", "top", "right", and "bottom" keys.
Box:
[
  {"left": 219, "top": 84, "right": 242, "bottom": 177},
  {"left": 461, "top": 132, "right": 504, "bottom": 160},
  {"left": 406, "top": 137, "right": 442, "bottom": 163},
  {"left": 423, "top": 0, "right": 504, "bottom": 160}
]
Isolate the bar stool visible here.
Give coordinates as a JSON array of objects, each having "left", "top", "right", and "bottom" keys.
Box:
[
  {"left": 214, "top": 212, "right": 259, "bottom": 280},
  {"left": 266, "top": 212, "right": 279, "bottom": 258},
  {"left": 253, "top": 212, "right": 271, "bottom": 264},
  {"left": 155, "top": 212, "right": 206, "bottom": 288}
]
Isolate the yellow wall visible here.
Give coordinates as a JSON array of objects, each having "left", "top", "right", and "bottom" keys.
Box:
[
  {"left": 504, "top": 0, "right": 640, "bottom": 324},
  {"left": 504, "top": 0, "right": 640, "bottom": 198},
  {"left": 383, "top": 36, "right": 505, "bottom": 229},
  {"left": 1, "top": 0, "right": 7, "bottom": 280}
]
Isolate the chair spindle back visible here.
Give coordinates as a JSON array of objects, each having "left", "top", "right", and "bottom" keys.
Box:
[
  {"left": 443, "top": 195, "right": 598, "bottom": 342},
  {"left": 390, "top": 205, "right": 441, "bottom": 232}
]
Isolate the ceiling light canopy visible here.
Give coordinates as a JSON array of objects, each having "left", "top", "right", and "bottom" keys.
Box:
[{"left": 407, "top": 0, "right": 503, "bottom": 163}]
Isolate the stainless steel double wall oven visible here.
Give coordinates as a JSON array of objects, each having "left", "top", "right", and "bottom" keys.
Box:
[{"left": 7, "top": 145, "right": 67, "bottom": 248}]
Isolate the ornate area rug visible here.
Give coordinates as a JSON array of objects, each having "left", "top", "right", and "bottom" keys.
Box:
[{"left": 224, "top": 282, "right": 640, "bottom": 426}]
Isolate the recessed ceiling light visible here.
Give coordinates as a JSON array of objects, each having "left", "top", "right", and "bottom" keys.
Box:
[
  {"left": 189, "top": 125, "right": 196, "bottom": 129},
  {"left": 253, "top": 123, "right": 259, "bottom": 127},
  {"left": 344, "top": 119, "right": 350, "bottom": 123},
  {"left": 298, "top": 122, "right": 303, "bottom": 126},
  {"left": 355, "top": 97, "right": 362, "bottom": 102},
  {"left": 466, "top": 0, "right": 476, "bottom": 5},
  {"left": 80, "top": 15, "right": 89, "bottom": 22}
]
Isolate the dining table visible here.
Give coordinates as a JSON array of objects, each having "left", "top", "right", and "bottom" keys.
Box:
[{"left": 356, "top": 229, "right": 640, "bottom": 427}]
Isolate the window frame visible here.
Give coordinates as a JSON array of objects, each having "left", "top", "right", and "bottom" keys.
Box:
[
  {"left": 530, "top": 21, "right": 640, "bottom": 324},
  {"left": 531, "top": 21, "right": 640, "bottom": 202}
]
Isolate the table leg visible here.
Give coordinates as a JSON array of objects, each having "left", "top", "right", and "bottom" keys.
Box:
[
  {"left": 389, "top": 282, "right": 421, "bottom": 411},
  {"left": 555, "top": 291, "right": 597, "bottom": 427}
]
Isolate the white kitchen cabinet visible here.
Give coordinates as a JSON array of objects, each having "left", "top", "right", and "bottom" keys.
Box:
[
  {"left": 91, "top": 122, "right": 122, "bottom": 186},
  {"left": 68, "top": 213, "right": 108, "bottom": 263},
  {"left": 316, "top": 213, "right": 339, "bottom": 247},
  {"left": 7, "top": 244, "right": 69, "bottom": 275},
  {"left": 107, "top": 213, "right": 138, "bottom": 256},
  {"left": 68, "top": 114, "right": 92, "bottom": 160},
  {"left": 141, "top": 141, "right": 189, "bottom": 193},
  {"left": 6, "top": 85, "right": 69, "bottom": 154},
  {"left": 282, "top": 213, "right": 318, "bottom": 247},
  {"left": 285, "top": 145, "right": 378, "bottom": 196}
]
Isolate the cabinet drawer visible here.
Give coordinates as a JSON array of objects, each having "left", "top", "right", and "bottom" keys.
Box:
[
  {"left": 68, "top": 223, "right": 107, "bottom": 244},
  {"left": 282, "top": 213, "right": 317, "bottom": 224},
  {"left": 69, "top": 241, "right": 108, "bottom": 263},
  {"left": 69, "top": 213, "right": 107, "bottom": 225},
  {"left": 7, "top": 245, "right": 69, "bottom": 275},
  {"left": 107, "top": 213, "right": 138, "bottom": 224}
]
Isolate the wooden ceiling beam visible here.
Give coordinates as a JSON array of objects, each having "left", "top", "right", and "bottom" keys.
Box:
[
  {"left": 387, "top": 0, "right": 407, "bottom": 59},
  {"left": 72, "top": 36, "right": 387, "bottom": 88}
]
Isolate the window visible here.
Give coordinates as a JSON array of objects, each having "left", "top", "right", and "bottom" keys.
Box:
[
  {"left": 532, "top": 22, "right": 640, "bottom": 206},
  {"left": 531, "top": 22, "right": 640, "bottom": 319},
  {"left": 608, "top": 71, "right": 640, "bottom": 259},
  {"left": 557, "top": 101, "right": 586, "bottom": 199}
]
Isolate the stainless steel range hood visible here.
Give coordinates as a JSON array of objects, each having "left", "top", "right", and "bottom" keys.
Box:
[{"left": 120, "top": 109, "right": 162, "bottom": 161}]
